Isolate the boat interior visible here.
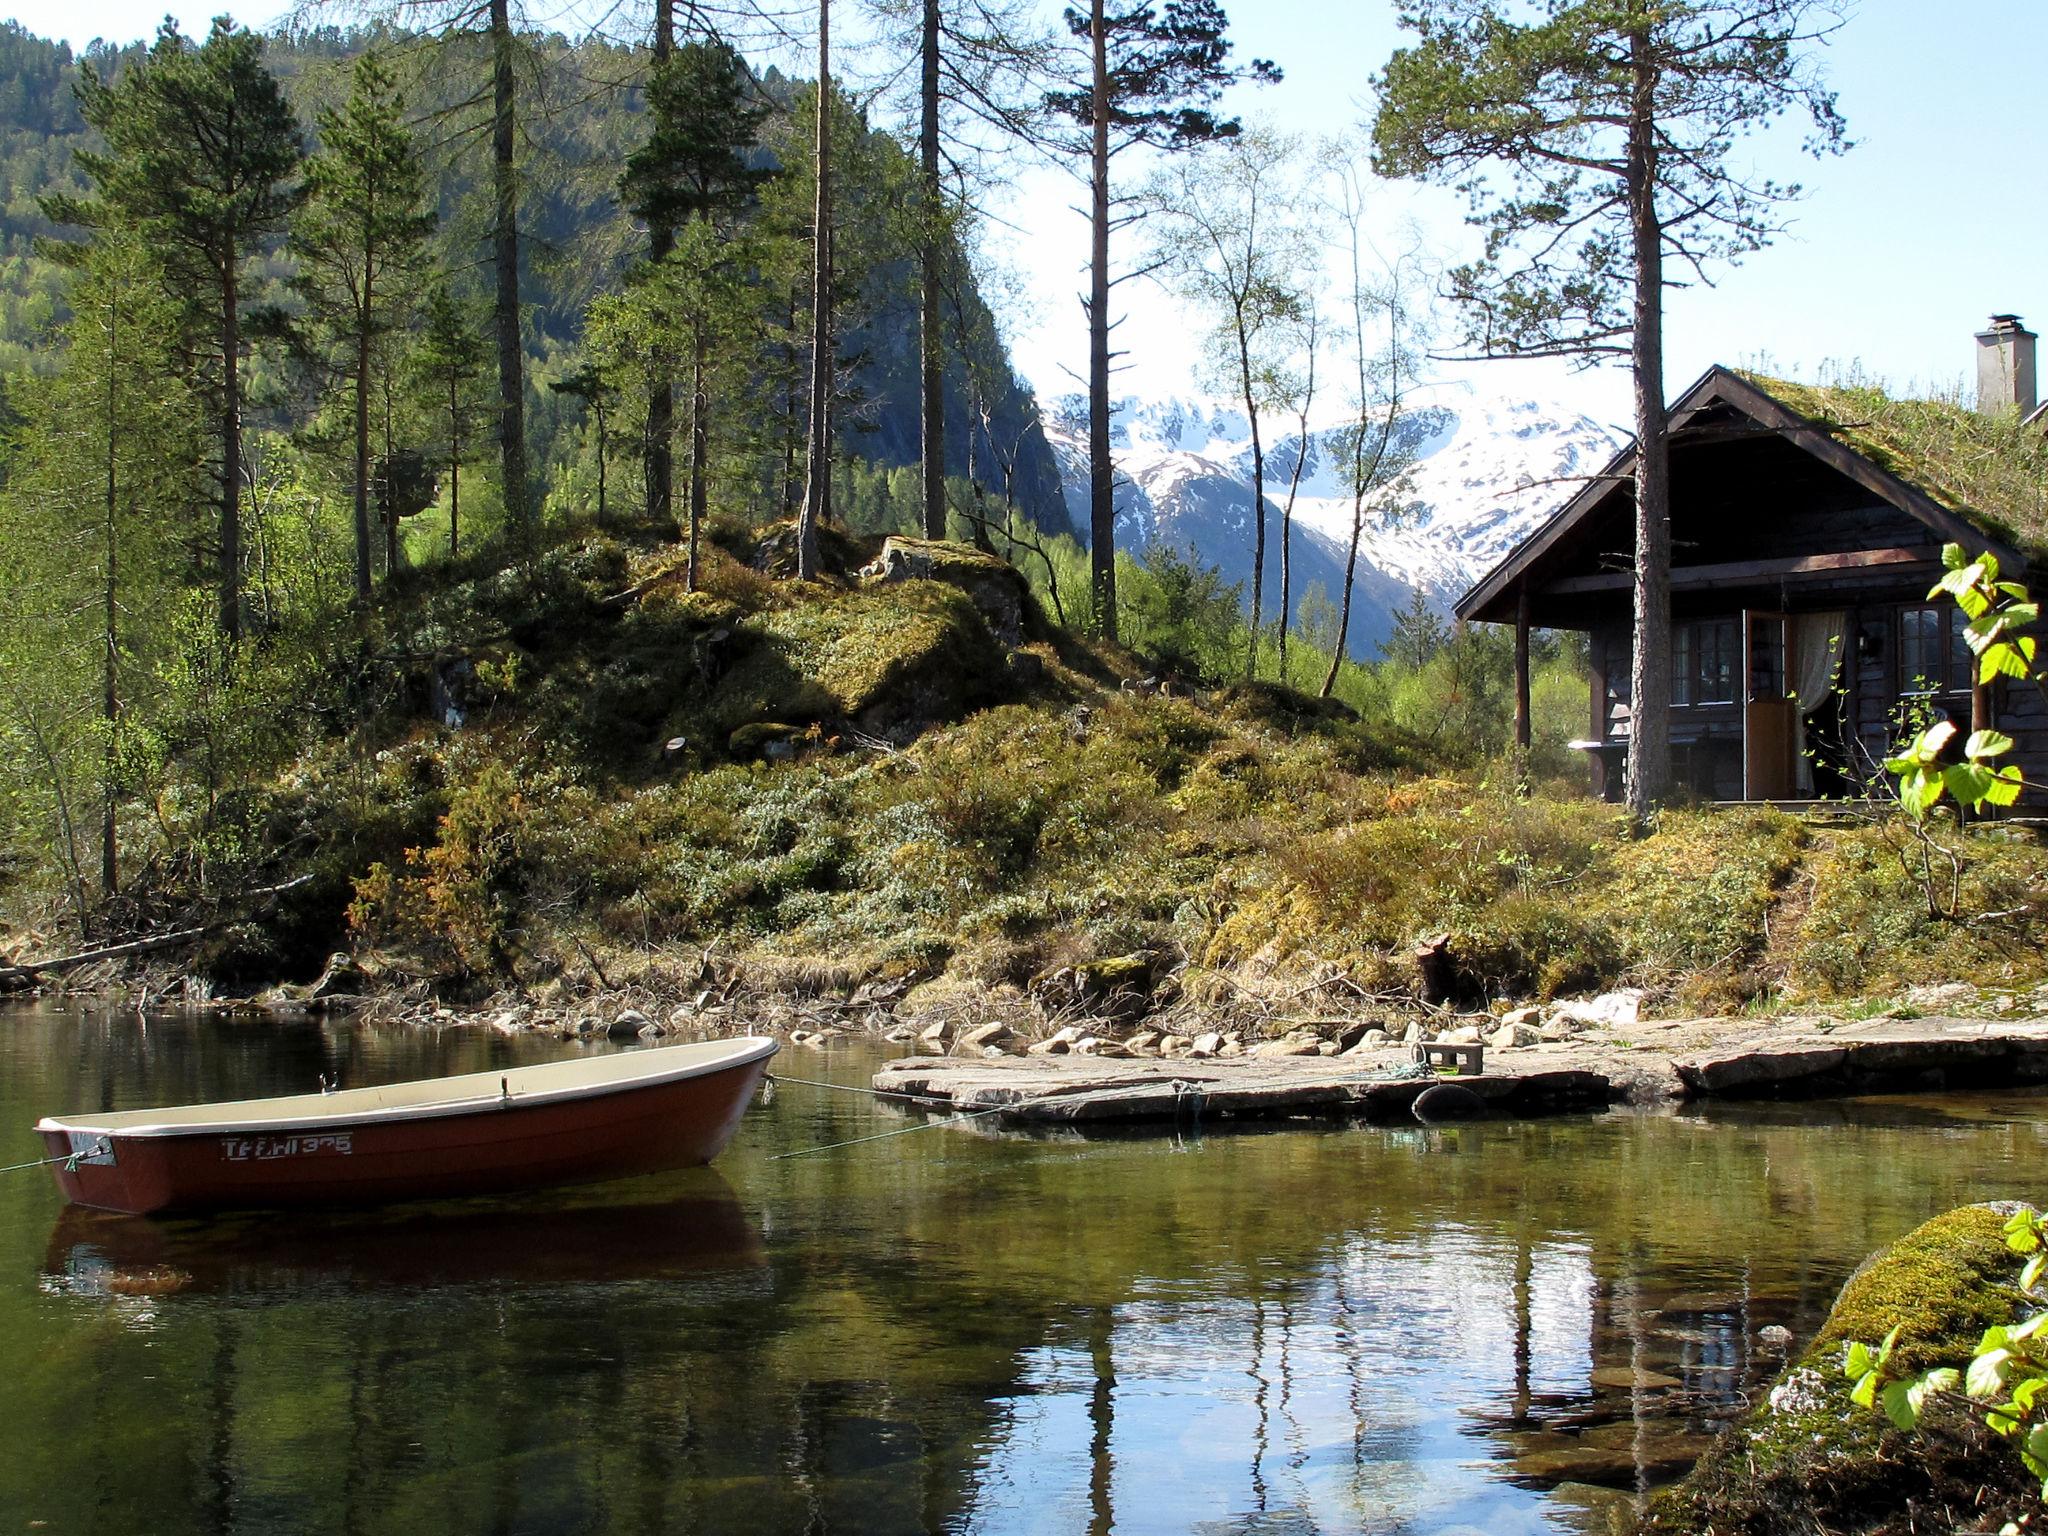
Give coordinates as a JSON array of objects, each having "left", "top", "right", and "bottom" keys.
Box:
[{"left": 38, "top": 1035, "right": 777, "bottom": 1136}]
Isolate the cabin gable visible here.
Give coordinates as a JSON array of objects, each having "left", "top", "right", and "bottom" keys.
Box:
[{"left": 1459, "top": 366, "right": 2044, "bottom": 804}]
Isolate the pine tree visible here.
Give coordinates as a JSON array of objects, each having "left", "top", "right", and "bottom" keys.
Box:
[
  {"left": 1045, "top": 0, "right": 1277, "bottom": 640},
  {"left": 1373, "top": 0, "right": 1848, "bottom": 823},
  {"left": 291, "top": 49, "right": 436, "bottom": 605},
  {"left": 409, "top": 284, "right": 490, "bottom": 558},
  {"left": 799, "top": 3, "right": 834, "bottom": 582},
  {"left": 620, "top": 37, "right": 770, "bottom": 559},
  {"left": 0, "top": 237, "right": 198, "bottom": 918},
  {"left": 50, "top": 18, "right": 303, "bottom": 644},
  {"left": 549, "top": 364, "right": 618, "bottom": 528}
]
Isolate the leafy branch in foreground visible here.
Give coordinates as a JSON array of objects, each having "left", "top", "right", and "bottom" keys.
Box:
[
  {"left": 1885, "top": 544, "right": 2042, "bottom": 816},
  {"left": 1847, "top": 1208, "right": 2048, "bottom": 1523}
]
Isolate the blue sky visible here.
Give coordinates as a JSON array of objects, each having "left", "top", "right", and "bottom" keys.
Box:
[{"left": 16, "top": 0, "right": 2044, "bottom": 429}]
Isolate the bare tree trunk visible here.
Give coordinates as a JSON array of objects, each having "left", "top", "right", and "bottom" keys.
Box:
[
  {"left": 352, "top": 312, "right": 373, "bottom": 603},
  {"left": 917, "top": 0, "right": 946, "bottom": 541},
  {"left": 1623, "top": 18, "right": 1671, "bottom": 826},
  {"left": 448, "top": 379, "right": 462, "bottom": 559},
  {"left": 797, "top": 2, "right": 832, "bottom": 580},
  {"left": 644, "top": 0, "right": 675, "bottom": 528},
  {"left": 1086, "top": 0, "right": 1116, "bottom": 640},
  {"left": 490, "top": 0, "right": 530, "bottom": 545},
  {"left": 1320, "top": 493, "right": 1362, "bottom": 699},
  {"left": 220, "top": 263, "right": 242, "bottom": 643},
  {"left": 689, "top": 321, "right": 707, "bottom": 589},
  {"left": 1278, "top": 313, "right": 1316, "bottom": 688},
  {"left": 1237, "top": 319, "right": 1267, "bottom": 681},
  {"left": 101, "top": 287, "right": 118, "bottom": 900}
]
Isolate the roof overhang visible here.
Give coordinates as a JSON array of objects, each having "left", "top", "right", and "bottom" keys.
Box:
[{"left": 1455, "top": 365, "right": 2027, "bottom": 627}]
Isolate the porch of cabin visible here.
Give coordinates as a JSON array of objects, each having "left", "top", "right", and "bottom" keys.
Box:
[{"left": 1566, "top": 599, "right": 1984, "bottom": 805}]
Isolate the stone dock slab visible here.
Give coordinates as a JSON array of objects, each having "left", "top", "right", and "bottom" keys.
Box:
[{"left": 870, "top": 1017, "right": 2048, "bottom": 1127}]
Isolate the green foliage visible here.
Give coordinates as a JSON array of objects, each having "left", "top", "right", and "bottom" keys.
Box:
[
  {"left": 1889, "top": 545, "right": 2041, "bottom": 815},
  {"left": 350, "top": 759, "right": 536, "bottom": 972},
  {"left": 290, "top": 47, "right": 436, "bottom": 597},
  {"left": 618, "top": 39, "right": 771, "bottom": 233},
  {"left": 0, "top": 236, "right": 201, "bottom": 920},
  {"left": 1370, "top": 0, "right": 1846, "bottom": 367},
  {"left": 1117, "top": 542, "right": 1245, "bottom": 680},
  {"left": 1845, "top": 1207, "right": 2048, "bottom": 1513}
]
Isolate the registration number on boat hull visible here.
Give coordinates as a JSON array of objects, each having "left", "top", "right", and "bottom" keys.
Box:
[{"left": 219, "top": 1134, "right": 355, "bottom": 1162}]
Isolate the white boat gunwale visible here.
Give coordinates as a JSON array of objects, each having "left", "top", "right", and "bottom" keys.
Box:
[{"left": 36, "top": 1035, "right": 778, "bottom": 1141}]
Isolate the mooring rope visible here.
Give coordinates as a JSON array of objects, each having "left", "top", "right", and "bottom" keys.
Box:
[{"left": 0, "top": 1151, "right": 79, "bottom": 1177}]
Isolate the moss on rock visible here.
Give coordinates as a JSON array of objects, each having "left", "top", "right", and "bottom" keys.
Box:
[
  {"left": 703, "top": 579, "right": 1006, "bottom": 740},
  {"left": 1641, "top": 1203, "right": 2036, "bottom": 1536}
]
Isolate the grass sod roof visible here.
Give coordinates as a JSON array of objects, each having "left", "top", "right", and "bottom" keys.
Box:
[{"left": 1741, "top": 371, "right": 2048, "bottom": 561}]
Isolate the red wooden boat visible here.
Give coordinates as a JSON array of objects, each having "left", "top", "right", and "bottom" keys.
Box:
[{"left": 35, "top": 1035, "right": 778, "bottom": 1216}]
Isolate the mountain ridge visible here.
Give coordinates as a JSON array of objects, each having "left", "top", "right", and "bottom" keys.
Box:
[{"left": 1042, "top": 390, "right": 1623, "bottom": 652}]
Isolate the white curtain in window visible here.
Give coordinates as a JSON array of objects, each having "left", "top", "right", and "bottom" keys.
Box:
[{"left": 1791, "top": 610, "right": 1847, "bottom": 795}]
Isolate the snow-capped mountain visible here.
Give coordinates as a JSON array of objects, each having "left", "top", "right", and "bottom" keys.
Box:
[{"left": 1042, "top": 391, "right": 1622, "bottom": 654}]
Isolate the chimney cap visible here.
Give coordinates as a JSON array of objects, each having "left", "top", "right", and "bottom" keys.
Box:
[{"left": 1984, "top": 313, "right": 2032, "bottom": 334}]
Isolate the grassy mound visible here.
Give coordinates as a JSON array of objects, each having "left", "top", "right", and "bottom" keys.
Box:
[
  {"left": 36, "top": 518, "right": 2044, "bottom": 1004},
  {"left": 1641, "top": 1204, "right": 2036, "bottom": 1536}
]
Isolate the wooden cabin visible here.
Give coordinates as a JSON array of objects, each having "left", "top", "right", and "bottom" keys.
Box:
[{"left": 1457, "top": 337, "right": 2048, "bottom": 804}]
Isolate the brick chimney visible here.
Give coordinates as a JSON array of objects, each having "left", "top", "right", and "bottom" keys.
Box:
[{"left": 1976, "top": 314, "right": 2038, "bottom": 416}]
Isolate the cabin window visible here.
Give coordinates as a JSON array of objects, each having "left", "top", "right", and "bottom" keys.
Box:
[
  {"left": 1673, "top": 619, "right": 1739, "bottom": 706},
  {"left": 1898, "top": 604, "right": 1971, "bottom": 695}
]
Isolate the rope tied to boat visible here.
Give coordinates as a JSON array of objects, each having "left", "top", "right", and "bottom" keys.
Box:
[{"left": 0, "top": 1150, "right": 83, "bottom": 1177}]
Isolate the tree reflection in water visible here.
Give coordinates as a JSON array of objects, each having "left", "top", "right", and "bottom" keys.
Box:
[{"left": 5, "top": 1004, "right": 2046, "bottom": 1534}]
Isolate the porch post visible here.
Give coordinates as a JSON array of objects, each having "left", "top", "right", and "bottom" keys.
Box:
[{"left": 1514, "top": 586, "right": 1532, "bottom": 750}]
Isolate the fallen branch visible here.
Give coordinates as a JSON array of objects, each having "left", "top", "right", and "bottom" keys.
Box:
[{"left": 0, "top": 875, "right": 316, "bottom": 988}]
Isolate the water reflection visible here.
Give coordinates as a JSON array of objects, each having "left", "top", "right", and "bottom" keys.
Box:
[
  {"left": 42, "top": 1176, "right": 764, "bottom": 1300},
  {"left": 2, "top": 1006, "right": 2042, "bottom": 1535}
]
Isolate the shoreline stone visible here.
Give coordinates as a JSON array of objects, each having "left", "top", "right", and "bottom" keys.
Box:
[{"left": 871, "top": 1017, "right": 2048, "bottom": 1129}]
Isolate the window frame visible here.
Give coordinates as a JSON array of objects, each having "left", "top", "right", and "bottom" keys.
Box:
[{"left": 1672, "top": 617, "right": 1740, "bottom": 708}]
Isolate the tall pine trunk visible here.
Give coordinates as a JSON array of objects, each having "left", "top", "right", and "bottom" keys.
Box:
[
  {"left": 352, "top": 305, "right": 373, "bottom": 603},
  {"left": 1086, "top": 0, "right": 1115, "bottom": 639},
  {"left": 220, "top": 261, "right": 242, "bottom": 643},
  {"left": 689, "top": 320, "right": 707, "bottom": 588},
  {"left": 490, "top": 0, "right": 529, "bottom": 544},
  {"left": 644, "top": 0, "right": 675, "bottom": 528},
  {"left": 1622, "top": 20, "right": 1671, "bottom": 825},
  {"left": 101, "top": 284, "right": 119, "bottom": 900},
  {"left": 449, "top": 377, "right": 462, "bottom": 559},
  {"left": 917, "top": 0, "right": 945, "bottom": 541},
  {"left": 796, "top": 1, "right": 832, "bottom": 580}
]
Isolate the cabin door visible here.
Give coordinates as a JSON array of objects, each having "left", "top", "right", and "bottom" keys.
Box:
[{"left": 1743, "top": 610, "right": 1796, "bottom": 800}]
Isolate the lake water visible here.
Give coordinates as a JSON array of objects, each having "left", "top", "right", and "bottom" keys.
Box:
[{"left": 3, "top": 1004, "right": 2044, "bottom": 1535}]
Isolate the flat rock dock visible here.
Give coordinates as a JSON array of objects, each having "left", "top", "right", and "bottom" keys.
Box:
[{"left": 870, "top": 1017, "right": 2048, "bottom": 1126}]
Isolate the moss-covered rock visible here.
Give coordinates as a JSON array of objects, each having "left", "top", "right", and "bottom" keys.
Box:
[
  {"left": 703, "top": 579, "right": 1007, "bottom": 740},
  {"left": 863, "top": 536, "right": 1046, "bottom": 648},
  {"left": 1640, "top": 1203, "right": 2036, "bottom": 1536}
]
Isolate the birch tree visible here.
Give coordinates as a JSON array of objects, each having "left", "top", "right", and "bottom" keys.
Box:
[{"left": 1143, "top": 124, "right": 1312, "bottom": 680}]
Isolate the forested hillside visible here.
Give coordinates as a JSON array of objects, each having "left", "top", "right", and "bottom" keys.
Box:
[{"left": 0, "top": 20, "right": 1068, "bottom": 522}]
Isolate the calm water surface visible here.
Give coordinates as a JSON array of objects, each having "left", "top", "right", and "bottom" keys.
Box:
[{"left": 3, "top": 1004, "right": 2045, "bottom": 1535}]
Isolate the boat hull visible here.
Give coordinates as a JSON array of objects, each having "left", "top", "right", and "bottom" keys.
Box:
[{"left": 38, "top": 1040, "right": 775, "bottom": 1216}]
